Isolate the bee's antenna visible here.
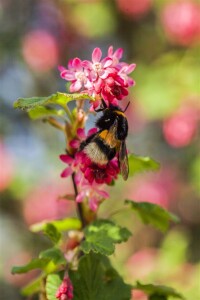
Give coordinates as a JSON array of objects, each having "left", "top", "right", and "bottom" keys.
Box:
[{"left": 123, "top": 101, "right": 130, "bottom": 112}]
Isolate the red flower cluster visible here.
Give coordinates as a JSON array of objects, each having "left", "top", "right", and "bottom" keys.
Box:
[
  {"left": 60, "top": 128, "right": 120, "bottom": 185},
  {"left": 59, "top": 46, "right": 136, "bottom": 109},
  {"left": 79, "top": 152, "right": 120, "bottom": 185},
  {"left": 56, "top": 276, "right": 73, "bottom": 300},
  {"left": 59, "top": 127, "right": 120, "bottom": 211}
]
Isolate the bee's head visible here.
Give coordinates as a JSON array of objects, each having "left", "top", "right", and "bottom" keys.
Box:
[
  {"left": 100, "top": 100, "right": 130, "bottom": 113},
  {"left": 96, "top": 106, "right": 117, "bottom": 129}
]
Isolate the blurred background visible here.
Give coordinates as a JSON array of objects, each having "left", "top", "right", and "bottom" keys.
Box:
[{"left": 0, "top": 0, "right": 200, "bottom": 299}]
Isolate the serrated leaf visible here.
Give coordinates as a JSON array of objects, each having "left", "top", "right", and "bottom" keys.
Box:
[
  {"left": 28, "top": 106, "right": 65, "bottom": 120},
  {"left": 80, "top": 219, "right": 132, "bottom": 255},
  {"left": 128, "top": 154, "right": 160, "bottom": 176},
  {"left": 14, "top": 92, "right": 92, "bottom": 110},
  {"left": 11, "top": 258, "right": 49, "bottom": 274},
  {"left": 30, "top": 218, "right": 81, "bottom": 233},
  {"left": 43, "top": 223, "right": 61, "bottom": 244},
  {"left": 69, "top": 253, "right": 131, "bottom": 300},
  {"left": 46, "top": 273, "right": 63, "bottom": 300},
  {"left": 133, "top": 281, "right": 184, "bottom": 299},
  {"left": 125, "top": 200, "right": 179, "bottom": 232},
  {"left": 39, "top": 248, "right": 66, "bottom": 265}
]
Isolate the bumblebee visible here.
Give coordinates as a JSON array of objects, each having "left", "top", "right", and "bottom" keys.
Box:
[{"left": 80, "top": 102, "right": 129, "bottom": 180}]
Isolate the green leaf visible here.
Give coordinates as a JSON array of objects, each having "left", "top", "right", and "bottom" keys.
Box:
[
  {"left": 43, "top": 223, "right": 62, "bottom": 244},
  {"left": 46, "top": 272, "right": 63, "bottom": 300},
  {"left": 39, "top": 248, "right": 66, "bottom": 265},
  {"left": 128, "top": 154, "right": 160, "bottom": 176},
  {"left": 11, "top": 258, "right": 49, "bottom": 274},
  {"left": 14, "top": 92, "right": 92, "bottom": 110},
  {"left": 30, "top": 218, "right": 81, "bottom": 233},
  {"left": 69, "top": 253, "right": 131, "bottom": 300},
  {"left": 28, "top": 106, "right": 65, "bottom": 120},
  {"left": 133, "top": 281, "right": 184, "bottom": 299},
  {"left": 81, "top": 219, "right": 132, "bottom": 255},
  {"left": 21, "top": 275, "right": 43, "bottom": 296},
  {"left": 125, "top": 200, "right": 179, "bottom": 232}
]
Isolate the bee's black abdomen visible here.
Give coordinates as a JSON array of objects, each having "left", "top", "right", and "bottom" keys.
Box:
[
  {"left": 94, "top": 138, "right": 116, "bottom": 160},
  {"left": 79, "top": 133, "right": 96, "bottom": 150}
]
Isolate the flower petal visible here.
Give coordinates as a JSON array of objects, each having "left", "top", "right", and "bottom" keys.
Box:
[
  {"left": 114, "top": 48, "right": 123, "bottom": 60},
  {"left": 58, "top": 65, "right": 65, "bottom": 72},
  {"left": 69, "top": 139, "right": 80, "bottom": 149},
  {"left": 89, "top": 197, "right": 98, "bottom": 211},
  {"left": 68, "top": 59, "right": 73, "bottom": 69},
  {"left": 84, "top": 79, "right": 93, "bottom": 89},
  {"left": 77, "top": 128, "right": 86, "bottom": 139},
  {"left": 127, "top": 78, "right": 135, "bottom": 86},
  {"left": 87, "top": 127, "right": 98, "bottom": 137},
  {"left": 96, "top": 189, "right": 109, "bottom": 198},
  {"left": 76, "top": 191, "right": 85, "bottom": 203},
  {"left": 60, "top": 154, "right": 74, "bottom": 164},
  {"left": 92, "top": 47, "right": 102, "bottom": 63},
  {"left": 61, "top": 167, "right": 73, "bottom": 178},
  {"left": 74, "top": 172, "right": 83, "bottom": 185},
  {"left": 82, "top": 60, "right": 92, "bottom": 69},
  {"left": 84, "top": 168, "right": 94, "bottom": 184},
  {"left": 101, "top": 57, "right": 113, "bottom": 68},
  {"left": 70, "top": 80, "right": 82, "bottom": 92},
  {"left": 72, "top": 57, "right": 82, "bottom": 70},
  {"left": 60, "top": 70, "right": 75, "bottom": 81},
  {"left": 108, "top": 46, "right": 113, "bottom": 56},
  {"left": 126, "top": 63, "right": 136, "bottom": 74}
]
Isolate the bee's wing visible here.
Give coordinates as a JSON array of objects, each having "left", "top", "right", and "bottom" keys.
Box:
[{"left": 119, "top": 141, "right": 129, "bottom": 180}]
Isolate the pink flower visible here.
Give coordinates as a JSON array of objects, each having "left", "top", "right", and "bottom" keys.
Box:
[
  {"left": 82, "top": 47, "right": 113, "bottom": 81},
  {"left": 23, "top": 182, "right": 73, "bottom": 226},
  {"left": 56, "top": 276, "right": 73, "bottom": 300},
  {"left": 118, "top": 63, "right": 136, "bottom": 86},
  {"left": 60, "top": 152, "right": 85, "bottom": 184},
  {"left": 97, "top": 73, "right": 129, "bottom": 106},
  {"left": 59, "top": 58, "right": 92, "bottom": 93},
  {"left": 76, "top": 181, "right": 109, "bottom": 211},
  {"left": 161, "top": 0, "right": 200, "bottom": 46},
  {"left": 59, "top": 46, "right": 136, "bottom": 110},
  {"left": 107, "top": 46, "right": 124, "bottom": 67},
  {"left": 22, "top": 29, "right": 59, "bottom": 72},
  {"left": 117, "top": 0, "right": 152, "bottom": 19},
  {"left": 60, "top": 152, "right": 111, "bottom": 211},
  {"left": 163, "top": 105, "right": 199, "bottom": 147}
]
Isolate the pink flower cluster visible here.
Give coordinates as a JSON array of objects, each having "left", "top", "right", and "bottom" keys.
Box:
[
  {"left": 59, "top": 46, "right": 136, "bottom": 109},
  {"left": 56, "top": 276, "right": 73, "bottom": 300},
  {"left": 60, "top": 128, "right": 120, "bottom": 211},
  {"left": 162, "top": 0, "right": 200, "bottom": 46}
]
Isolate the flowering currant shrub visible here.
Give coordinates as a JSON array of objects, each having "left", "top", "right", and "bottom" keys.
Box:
[{"left": 13, "top": 46, "right": 183, "bottom": 300}]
